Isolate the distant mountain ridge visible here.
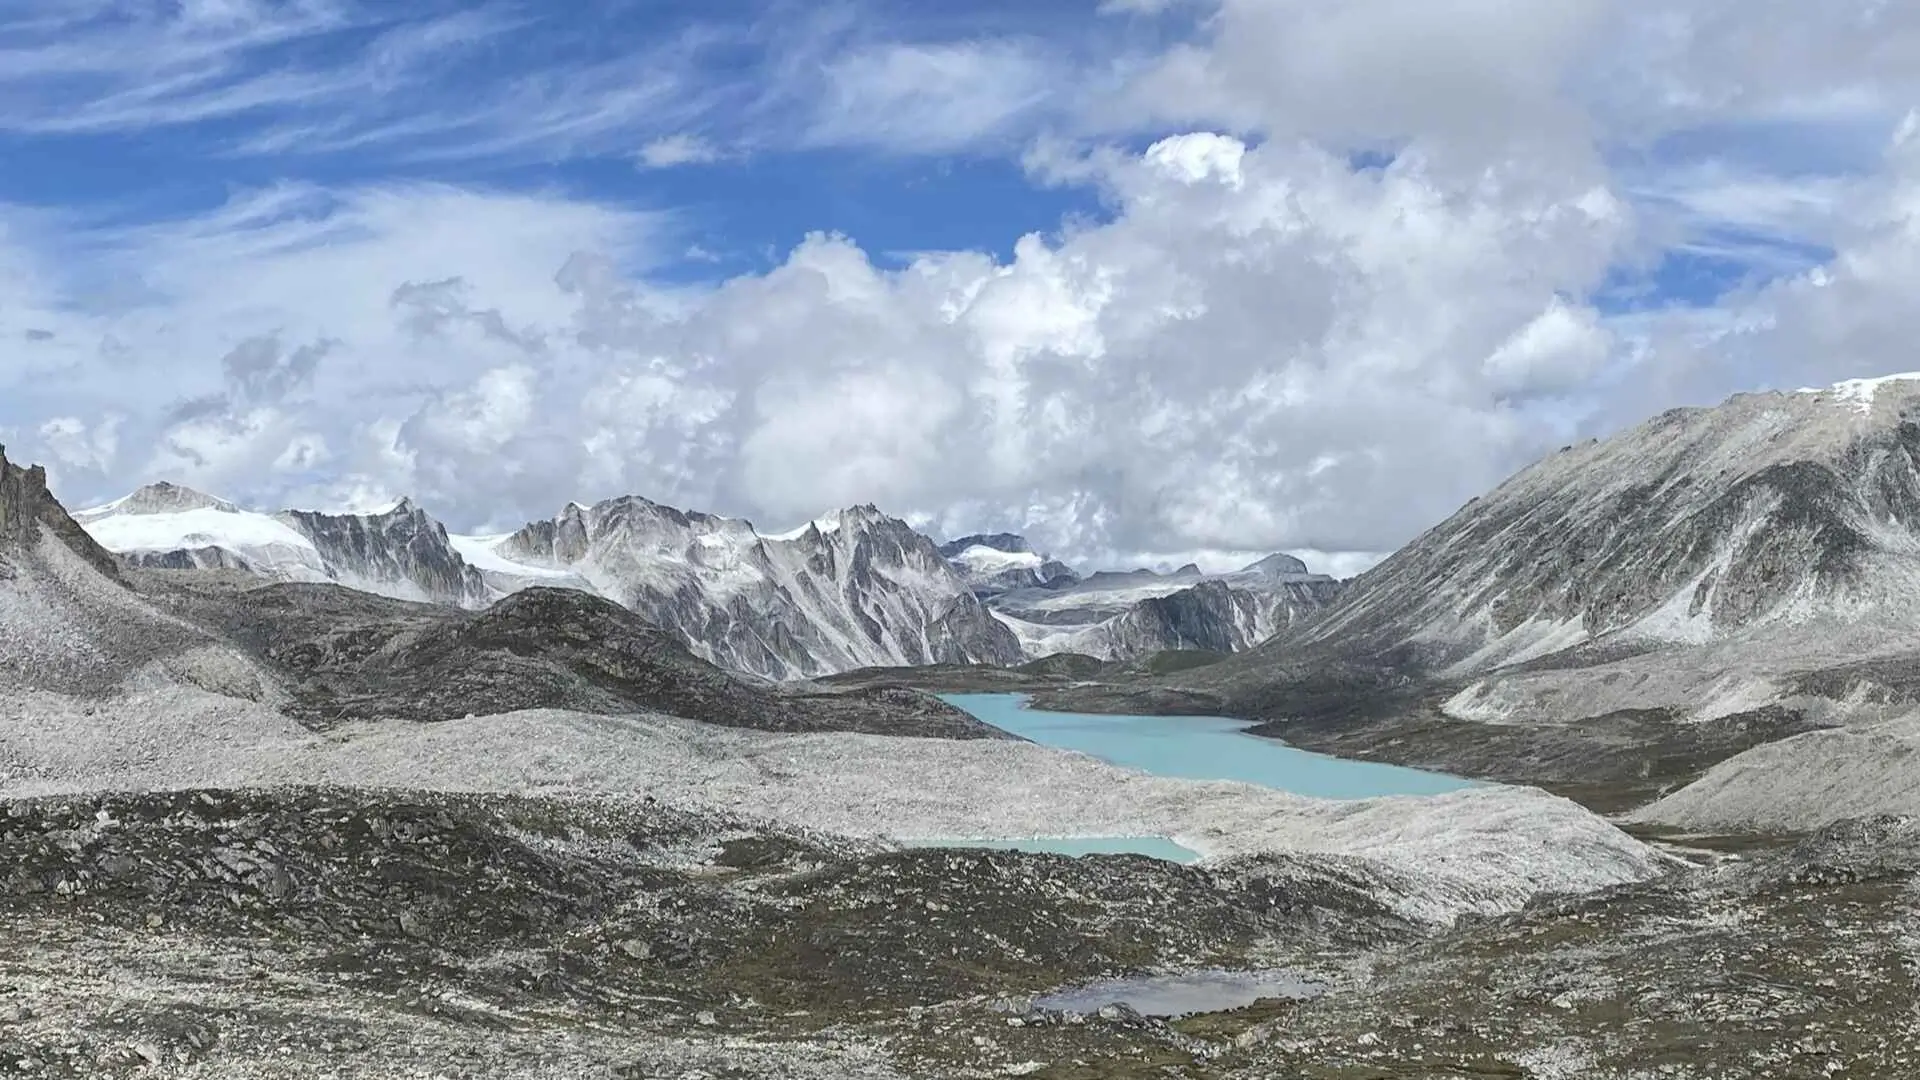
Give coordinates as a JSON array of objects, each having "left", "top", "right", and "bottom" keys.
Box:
[
  {"left": 938, "top": 533, "right": 1079, "bottom": 597},
  {"left": 76, "top": 487, "right": 485, "bottom": 607},
  {"left": 70, "top": 481, "right": 1341, "bottom": 677},
  {"left": 478, "top": 498, "right": 1022, "bottom": 680},
  {"left": 930, "top": 529, "right": 1344, "bottom": 661},
  {"left": 74, "top": 484, "right": 1026, "bottom": 680}
]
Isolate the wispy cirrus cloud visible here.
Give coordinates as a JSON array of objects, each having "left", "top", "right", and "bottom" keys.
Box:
[
  {"left": 0, "top": 0, "right": 1114, "bottom": 168},
  {"left": 0, "top": 1, "right": 413, "bottom": 133},
  {"left": 804, "top": 40, "right": 1060, "bottom": 154}
]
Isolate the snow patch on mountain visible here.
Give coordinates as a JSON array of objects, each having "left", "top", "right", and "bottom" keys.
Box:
[
  {"left": 990, "top": 610, "right": 1107, "bottom": 658},
  {"left": 765, "top": 515, "right": 845, "bottom": 541},
  {"left": 78, "top": 485, "right": 488, "bottom": 606},
  {"left": 79, "top": 510, "right": 322, "bottom": 569},
  {"left": 1797, "top": 371, "right": 1920, "bottom": 413},
  {"left": 448, "top": 533, "right": 557, "bottom": 577},
  {"left": 952, "top": 544, "right": 1045, "bottom": 573},
  {"left": 75, "top": 487, "right": 330, "bottom": 581}
]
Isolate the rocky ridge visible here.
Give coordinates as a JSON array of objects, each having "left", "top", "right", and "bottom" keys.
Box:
[
  {"left": 72, "top": 484, "right": 1347, "bottom": 678},
  {"left": 489, "top": 499, "right": 1024, "bottom": 680},
  {"left": 76, "top": 488, "right": 1033, "bottom": 680}
]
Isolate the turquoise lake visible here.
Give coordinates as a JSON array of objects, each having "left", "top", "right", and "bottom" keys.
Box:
[
  {"left": 914, "top": 693, "right": 1475, "bottom": 862},
  {"left": 940, "top": 693, "right": 1476, "bottom": 799}
]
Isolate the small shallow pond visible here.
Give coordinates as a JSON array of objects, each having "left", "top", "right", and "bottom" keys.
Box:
[
  {"left": 920, "top": 693, "right": 1475, "bottom": 861},
  {"left": 1034, "top": 969, "right": 1326, "bottom": 1017},
  {"left": 905, "top": 835, "right": 1201, "bottom": 863}
]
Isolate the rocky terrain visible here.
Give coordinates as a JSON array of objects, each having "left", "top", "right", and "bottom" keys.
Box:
[{"left": 1, "top": 787, "right": 1914, "bottom": 1078}]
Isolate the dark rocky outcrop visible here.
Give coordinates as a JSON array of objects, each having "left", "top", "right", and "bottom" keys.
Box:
[{"left": 0, "top": 444, "right": 121, "bottom": 578}]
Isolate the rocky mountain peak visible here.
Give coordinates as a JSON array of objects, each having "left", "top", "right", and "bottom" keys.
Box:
[
  {"left": 277, "top": 501, "right": 488, "bottom": 608},
  {"left": 110, "top": 482, "right": 236, "bottom": 516},
  {"left": 939, "top": 532, "right": 1036, "bottom": 558},
  {"left": 1240, "top": 552, "right": 1312, "bottom": 577},
  {"left": 1286, "top": 372, "right": 1920, "bottom": 677},
  {"left": 822, "top": 503, "right": 906, "bottom": 536}
]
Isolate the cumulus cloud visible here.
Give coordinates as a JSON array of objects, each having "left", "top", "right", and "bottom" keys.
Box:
[{"left": 0, "top": 128, "right": 1630, "bottom": 568}]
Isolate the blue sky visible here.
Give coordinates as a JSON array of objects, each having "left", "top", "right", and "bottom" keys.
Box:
[
  {"left": 1, "top": 0, "right": 1849, "bottom": 304},
  {"left": 3, "top": 0, "right": 1919, "bottom": 569},
  {"left": 0, "top": 1, "right": 1133, "bottom": 273}
]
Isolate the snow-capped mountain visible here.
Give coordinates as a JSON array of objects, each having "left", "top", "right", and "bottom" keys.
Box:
[
  {"left": 75, "top": 483, "right": 330, "bottom": 580},
  {"left": 75, "top": 485, "right": 486, "bottom": 607},
  {"left": 984, "top": 551, "right": 1344, "bottom": 660},
  {"left": 476, "top": 498, "right": 1024, "bottom": 680},
  {"left": 938, "top": 533, "right": 1079, "bottom": 597}
]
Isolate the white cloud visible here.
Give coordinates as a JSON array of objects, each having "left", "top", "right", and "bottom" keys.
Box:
[
  {"left": 638, "top": 134, "right": 723, "bottom": 169},
  {"left": 36, "top": 415, "right": 120, "bottom": 477},
  {"left": 0, "top": 128, "right": 1634, "bottom": 564},
  {"left": 807, "top": 41, "right": 1057, "bottom": 153},
  {"left": 1614, "top": 113, "right": 1920, "bottom": 418}
]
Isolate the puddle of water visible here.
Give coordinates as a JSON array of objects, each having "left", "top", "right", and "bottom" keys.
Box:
[
  {"left": 906, "top": 835, "right": 1201, "bottom": 863},
  {"left": 941, "top": 693, "right": 1475, "bottom": 799},
  {"left": 1034, "top": 969, "right": 1327, "bottom": 1017}
]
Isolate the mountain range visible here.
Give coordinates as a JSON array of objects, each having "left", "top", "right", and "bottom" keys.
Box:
[
  {"left": 70, "top": 482, "right": 1342, "bottom": 679},
  {"left": 7, "top": 371, "right": 1920, "bottom": 1075},
  {"left": 34, "top": 369, "right": 1920, "bottom": 832}
]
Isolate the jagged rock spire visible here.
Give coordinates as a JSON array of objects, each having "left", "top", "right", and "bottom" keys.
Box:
[{"left": 0, "top": 444, "right": 124, "bottom": 578}]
